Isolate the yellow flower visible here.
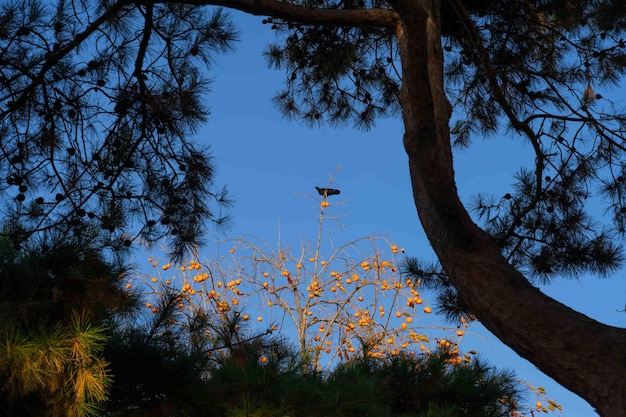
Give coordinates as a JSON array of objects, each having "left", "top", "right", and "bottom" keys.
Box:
[{"left": 423, "top": 307, "right": 432, "bottom": 314}]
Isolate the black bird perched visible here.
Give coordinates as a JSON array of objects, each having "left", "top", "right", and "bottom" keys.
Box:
[{"left": 315, "top": 186, "right": 341, "bottom": 198}]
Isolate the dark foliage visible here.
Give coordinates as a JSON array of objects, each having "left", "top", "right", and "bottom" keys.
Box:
[
  {"left": 0, "top": 238, "right": 527, "bottom": 416},
  {"left": 267, "top": 0, "right": 626, "bottom": 288},
  {"left": 104, "top": 324, "right": 215, "bottom": 416},
  {"left": 0, "top": 234, "right": 131, "bottom": 331},
  {"left": 257, "top": 0, "right": 626, "bottom": 321},
  {"left": 196, "top": 341, "right": 523, "bottom": 417},
  {"left": 0, "top": 1, "right": 237, "bottom": 260},
  {"left": 3, "top": 1, "right": 625, "bottom": 318},
  {"left": 263, "top": 2, "right": 401, "bottom": 130},
  {"left": 377, "top": 351, "right": 520, "bottom": 417}
]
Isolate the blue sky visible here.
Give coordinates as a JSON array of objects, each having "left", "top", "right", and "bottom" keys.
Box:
[{"left": 182, "top": 11, "right": 624, "bottom": 417}]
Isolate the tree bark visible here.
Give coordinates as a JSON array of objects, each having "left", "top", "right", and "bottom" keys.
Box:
[
  {"left": 149, "top": 0, "right": 626, "bottom": 413},
  {"left": 391, "top": 1, "right": 626, "bottom": 416}
]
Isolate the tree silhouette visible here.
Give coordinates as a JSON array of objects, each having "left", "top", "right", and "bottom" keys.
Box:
[
  {"left": 0, "top": 1, "right": 233, "bottom": 259},
  {"left": 2, "top": 0, "right": 626, "bottom": 415}
]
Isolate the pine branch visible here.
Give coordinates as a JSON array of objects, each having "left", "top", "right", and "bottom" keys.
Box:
[
  {"left": 0, "top": 0, "right": 133, "bottom": 120},
  {"left": 148, "top": 0, "right": 399, "bottom": 28}
]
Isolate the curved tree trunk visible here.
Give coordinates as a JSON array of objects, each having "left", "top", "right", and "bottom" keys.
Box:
[
  {"left": 170, "top": 0, "right": 625, "bottom": 413},
  {"left": 391, "top": 1, "right": 626, "bottom": 416}
]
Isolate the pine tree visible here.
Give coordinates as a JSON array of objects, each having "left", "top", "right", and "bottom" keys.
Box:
[
  {"left": 2, "top": 1, "right": 626, "bottom": 415},
  {"left": 0, "top": 235, "right": 127, "bottom": 416},
  {"left": 0, "top": 1, "right": 233, "bottom": 259}
]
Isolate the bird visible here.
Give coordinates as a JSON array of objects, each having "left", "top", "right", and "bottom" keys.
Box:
[{"left": 315, "top": 186, "right": 341, "bottom": 198}]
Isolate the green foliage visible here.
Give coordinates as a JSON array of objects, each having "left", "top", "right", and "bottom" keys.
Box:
[
  {"left": 378, "top": 351, "right": 520, "bottom": 417},
  {"left": 97, "top": 278, "right": 528, "bottom": 417},
  {"left": 320, "top": 359, "right": 388, "bottom": 417},
  {"left": 0, "top": 312, "right": 111, "bottom": 417},
  {"left": 0, "top": 235, "right": 132, "bottom": 416},
  {"left": 103, "top": 323, "right": 215, "bottom": 416},
  {"left": 0, "top": 232, "right": 533, "bottom": 417},
  {"left": 206, "top": 337, "right": 305, "bottom": 417},
  {"left": 199, "top": 338, "right": 523, "bottom": 417}
]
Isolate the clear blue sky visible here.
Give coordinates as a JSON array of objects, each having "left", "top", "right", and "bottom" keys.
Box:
[{"left": 186, "top": 11, "right": 624, "bottom": 417}]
